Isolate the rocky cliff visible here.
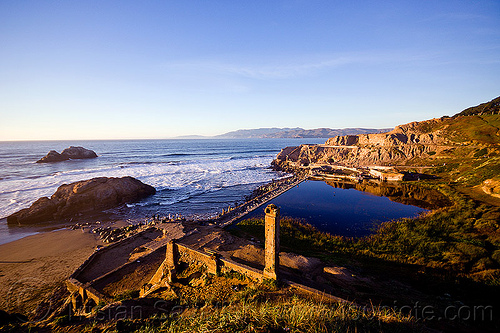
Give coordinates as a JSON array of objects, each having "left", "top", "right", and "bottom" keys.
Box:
[
  {"left": 272, "top": 97, "right": 500, "bottom": 204},
  {"left": 272, "top": 117, "right": 451, "bottom": 170},
  {"left": 273, "top": 98, "right": 500, "bottom": 171},
  {"left": 7, "top": 177, "right": 156, "bottom": 225}
]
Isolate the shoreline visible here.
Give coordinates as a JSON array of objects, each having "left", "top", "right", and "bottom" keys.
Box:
[
  {"left": 0, "top": 174, "right": 444, "bottom": 317},
  {"left": 0, "top": 173, "right": 297, "bottom": 247},
  {"left": 0, "top": 228, "right": 101, "bottom": 316},
  {"left": 0, "top": 176, "right": 288, "bottom": 315},
  {"left": 0, "top": 206, "right": 153, "bottom": 245},
  {"left": 0, "top": 205, "right": 158, "bottom": 315},
  {"left": 0, "top": 173, "right": 303, "bottom": 311}
]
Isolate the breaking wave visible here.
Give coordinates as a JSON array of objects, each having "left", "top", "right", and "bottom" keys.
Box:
[{"left": 0, "top": 138, "right": 327, "bottom": 220}]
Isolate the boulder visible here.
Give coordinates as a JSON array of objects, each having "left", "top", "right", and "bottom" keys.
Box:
[
  {"left": 7, "top": 177, "right": 156, "bottom": 225},
  {"left": 482, "top": 178, "right": 500, "bottom": 198},
  {"left": 231, "top": 244, "right": 322, "bottom": 271},
  {"left": 61, "top": 146, "right": 98, "bottom": 159},
  {"left": 36, "top": 146, "right": 97, "bottom": 163},
  {"left": 279, "top": 252, "right": 322, "bottom": 271},
  {"left": 36, "top": 150, "right": 70, "bottom": 163}
]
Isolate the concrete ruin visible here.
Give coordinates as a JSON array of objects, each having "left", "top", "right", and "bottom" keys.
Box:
[
  {"left": 66, "top": 204, "right": 344, "bottom": 315},
  {"left": 142, "top": 203, "right": 281, "bottom": 298},
  {"left": 264, "top": 204, "right": 279, "bottom": 280}
]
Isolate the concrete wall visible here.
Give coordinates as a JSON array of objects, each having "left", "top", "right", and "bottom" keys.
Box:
[
  {"left": 264, "top": 204, "right": 279, "bottom": 279},
  {"left": 177, "top": 243, "right": 219, "bottom": 275},
  {"left": 162, "top": 242, "right": 266, "bottom": 282},
  {"left": 369, "top": 168, "right": 404, "bottom": 181},
  {"left": 220, "top": 257, "right": 264, "bottom": 281},
  {"left": 68, "top": 204, "right": 346, "bottom": 312}
]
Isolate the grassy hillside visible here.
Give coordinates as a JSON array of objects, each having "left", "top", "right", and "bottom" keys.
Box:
[
  {"left": 442, "top": 114, "right": 500, "bottom": 145},
  {"left": 393, "top": 97, "right": 500, "bottom": 146},
  {"left": 455, "top": 96, "right": 500, "bottom": 117},
  {"left": 402, "top": 100, "right": 500, "bottom": 203}
]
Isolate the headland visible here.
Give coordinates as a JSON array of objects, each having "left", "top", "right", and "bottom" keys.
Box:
[{"left": 1, "top": 97, "right": 500, "bottom": 332}]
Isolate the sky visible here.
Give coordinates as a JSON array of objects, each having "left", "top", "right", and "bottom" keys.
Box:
[{"left": 0, "top": 1, "right": 499, "bottom": 140}]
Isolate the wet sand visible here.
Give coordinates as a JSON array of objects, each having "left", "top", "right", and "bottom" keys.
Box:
[{"left": 0, "top": 228, "right": 100, "bottom": 315}]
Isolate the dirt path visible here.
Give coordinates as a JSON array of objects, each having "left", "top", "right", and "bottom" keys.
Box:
[{"left": 457, "top": 185, "right": 500, "bottom": 207}]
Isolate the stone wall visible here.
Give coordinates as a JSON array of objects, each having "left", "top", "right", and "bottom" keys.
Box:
[
  {"left": 168, "top": 242, "right": 266, "bottom": 282},
  {"left": 68, "top": 205, "right": 347, "bottom": 313}
]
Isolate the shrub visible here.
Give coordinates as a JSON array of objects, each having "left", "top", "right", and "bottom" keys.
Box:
[
  {"left": 113, "top": 290, "right": 140, "bottom": 301},
  {"left": 492, "top": 250, "right": 500, "bottom": 265}
]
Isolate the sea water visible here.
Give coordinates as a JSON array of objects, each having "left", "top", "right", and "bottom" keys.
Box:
[
  {"left": 0, "top": 138, "right": 428, "bottom": 243},
  {"left": 0, "top": 139, "right": 324, "bottom": 244}
]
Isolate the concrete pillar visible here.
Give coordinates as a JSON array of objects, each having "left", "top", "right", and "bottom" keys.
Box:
[
  {"left": 165, "top": 240, "right": 177, "bottom": 283},
  {"left": 263, "top": 204, "right": 280, "bottom": 279},
  {"left": 207, "top": 253, "right": 220, "bottom": 275}
]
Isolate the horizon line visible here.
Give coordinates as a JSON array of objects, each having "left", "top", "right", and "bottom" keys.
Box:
[{"left": 0, "top": 126, "right": 394, "bottom": 143}]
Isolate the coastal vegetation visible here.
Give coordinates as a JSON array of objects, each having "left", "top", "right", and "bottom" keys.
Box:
[
  {"left": 3, "top": 273, "right": 421, "bottom": 333},
  {"left": 116, "top": 297, "right": 418, "bottom": 333},
  {"left": 2, "top": 98, "right": 499, "bottom": 332},
  {"left": 235, "top": 187, "right": 500, "bottom": 286}
]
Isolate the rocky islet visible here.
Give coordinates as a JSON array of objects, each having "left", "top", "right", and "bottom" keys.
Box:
[
  {"left": 36, "top": 146, "right": 98, "bottom": 163},
  {"left": 6, "top": 177, "right": 156, "bottom": 225}
]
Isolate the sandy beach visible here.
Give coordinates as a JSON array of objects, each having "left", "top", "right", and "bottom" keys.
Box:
[{"left": 0, "top": 228, "right": 101, "bottom": 316}]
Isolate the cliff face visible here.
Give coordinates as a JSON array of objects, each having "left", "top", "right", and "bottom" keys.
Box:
[
  {"left": 273, "top": 118, "right": 452, "bottom": 169},
  {"left": 326, "top": 118, "right": 448, "bottom": 146}
]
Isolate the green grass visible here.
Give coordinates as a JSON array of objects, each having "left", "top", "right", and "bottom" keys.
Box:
[
  {"left": 110, "top": 297, "right": 420, "bottom": 333},
  {"left": 443, "top": 114, "right": 500, "bottom": 144},
  {"left": 455, "top": 96, "right": 500, "bottom": 117},
  {"left": 113, "top": 289, "right": 140, "bottom": 301},
  {"left": 234, "top": 185, "right": 500, "bottom": 286}
]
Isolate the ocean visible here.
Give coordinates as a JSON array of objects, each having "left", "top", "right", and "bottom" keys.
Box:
[{"left": 0, "top": 138, "right": 326, "bottom": 244}]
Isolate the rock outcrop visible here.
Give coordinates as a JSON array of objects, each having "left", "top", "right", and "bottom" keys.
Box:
[
  {"left": 327, "top": 118, "right": 448, "bottom": 146},
  {"left": 36, "top": 146, "right": 98, "bottom": 163},
  {"left": 7, "top": 177, "right": 156, "bottom": 225},
  {"left": 36, "top": 150, "right": 70, "bottom": 163},
  {"left": 60, "top": 146, "right": 98, "bottom": 159},
  {"left": 482, "top": 179, "right": 500, "bottom": 198},
  {"left": 272, "top": 118, "right": 452, "bottom": 171}
]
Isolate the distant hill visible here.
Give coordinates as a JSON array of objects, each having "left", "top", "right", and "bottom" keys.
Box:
[
  {"left": 215, "top": 127, "right": 392, "bottom": 139},
  {"left": 173, "top": 135, "right": 210, "bottom": 139}
]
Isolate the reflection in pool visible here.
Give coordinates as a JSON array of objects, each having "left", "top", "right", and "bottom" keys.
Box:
[{"left": 243, "top": 180, "right": 449, "bottom": 237}]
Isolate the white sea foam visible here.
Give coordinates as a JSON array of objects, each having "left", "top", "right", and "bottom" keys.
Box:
[{"left": 0, "top": 154, "right": 278, "bottom": 218}]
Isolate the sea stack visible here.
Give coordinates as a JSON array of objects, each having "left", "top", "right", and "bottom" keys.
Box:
[
  {"left": 36, "top": 146, "right": 98, "bottom": 163},
  {"left": 6, "top": 176, "right": 156, "bottom": 225},
  {"left": 36, "top": 150, "right": 70, "bottom": 163}
]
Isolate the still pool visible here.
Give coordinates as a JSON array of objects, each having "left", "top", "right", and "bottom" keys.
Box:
[{"left": 243, "top": 180, "right": 428, "bottom": 237}]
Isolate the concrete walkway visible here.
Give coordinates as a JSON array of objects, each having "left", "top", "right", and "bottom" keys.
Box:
[{"left": 217, "top": 176, "right": 306, "bottom": 227}]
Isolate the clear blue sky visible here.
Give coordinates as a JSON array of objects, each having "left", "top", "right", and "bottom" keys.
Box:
[{"left": 1, "top": 1, "right": 499, "bottom": 140}]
